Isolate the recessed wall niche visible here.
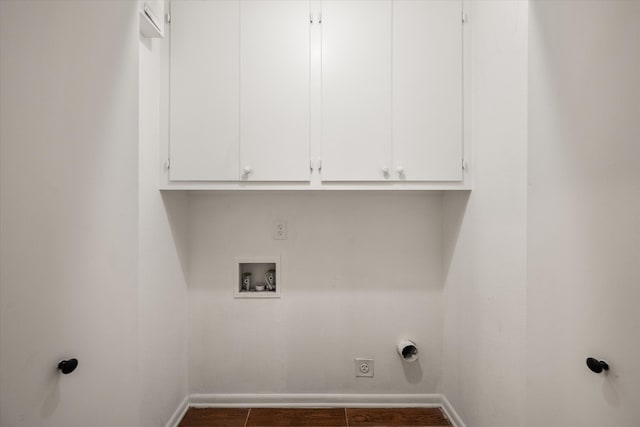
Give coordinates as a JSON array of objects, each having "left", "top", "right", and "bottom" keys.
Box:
[{"left": 234, "top": 257, "right": 280, "bottom": 298}]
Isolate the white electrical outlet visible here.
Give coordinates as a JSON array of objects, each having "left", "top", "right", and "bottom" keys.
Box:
[
  {"left": 355, "top": 358, "right": 374, "bottom": 377},
  {"left": 273, "top": 220, "right": 287, "bottom": 240}
]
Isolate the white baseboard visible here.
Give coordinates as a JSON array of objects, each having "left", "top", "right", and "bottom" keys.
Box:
[
  {"left": 187, "top": 393, "right": 464, "bottom": 427},
  {"left": 440, "top": 394, "right": 466, "bottom": 427},
  {"left": 165, "top": 395, "right": 189, "bottom": 427}
]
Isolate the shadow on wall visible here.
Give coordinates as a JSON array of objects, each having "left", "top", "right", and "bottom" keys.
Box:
[
  {"left": 442, "top": 191, "right": 470, "bottom": 281},
  {"left": 40, "top": 366, "right": 61, "bottom": 417},
  {"left": 602, "top": 373, "right": 620, "bottom": 409},
  {"left": 161, "top": 191, "right": 190, "bottom": 285},
  {"left": 187, "top": 191, "right": 448, "bottom": 293},
  {"left": 401, "top": 360, "right": 423, "bottom": 385}
]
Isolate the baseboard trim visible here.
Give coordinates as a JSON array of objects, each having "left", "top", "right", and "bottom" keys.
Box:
[
  {"left": 440, "top": 394, "right": 466, "bottom": 427},
  {"left": 188, "top": 393, "right": 463, "bottom": 427},
  {"left": 165, "top": 395, "right": 189, "bottom": 427},
  {"left": 189, "top": 393, "right": 442, "bottom": 408}
]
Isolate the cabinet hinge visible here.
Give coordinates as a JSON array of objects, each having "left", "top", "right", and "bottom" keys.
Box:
[
  {"left": 462, "top": 12, "right": 468, "bottom": 24},
  {"left": 311, "top": 158, "right": 322, "bottom": 172}
]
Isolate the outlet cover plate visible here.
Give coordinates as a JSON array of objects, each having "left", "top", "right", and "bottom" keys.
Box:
[
  {"left": 273, "top": 220, "right": 287, "bottom": 240},
  {"left": 355, "top": 358, "right": 374, "bottom": 377}
]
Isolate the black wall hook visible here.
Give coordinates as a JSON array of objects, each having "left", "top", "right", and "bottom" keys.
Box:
[
  {"left": 586, "top": 357, "right": 609, "bottom": 374},
  {"left": 57, "top": 358, "right": 78, "bottom": 375}
]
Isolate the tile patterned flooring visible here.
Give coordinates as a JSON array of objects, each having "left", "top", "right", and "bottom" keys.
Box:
[{"left": 178, "top": 407, "right": 452, "bottom": 427}]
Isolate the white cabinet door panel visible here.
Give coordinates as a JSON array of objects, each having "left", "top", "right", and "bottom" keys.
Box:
[
  {"left": 170, "top": 1, "right": 240, "bottom": 181},
  {"left": 392, "top": 0, "right": 463, "bottom": 181},
  {"left": 321, "top": 0, "right": 392, "bottom": 181},
  {"left": 240, "top": 0, "right": 310, "bottom": 181}
]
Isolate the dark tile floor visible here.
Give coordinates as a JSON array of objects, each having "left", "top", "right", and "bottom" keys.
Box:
[{"left": 178, "top": 407, "right": 451, "bottom": 427}]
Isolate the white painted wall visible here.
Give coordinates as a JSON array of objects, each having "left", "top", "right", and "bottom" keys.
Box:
[
  {"left": 527, "top": 2, "right": 640, "bottom": 425},
  {"left": 0, "top": 1, "right": 140, "bottom": 426},
  {"left": 138, "top": 35, "right": 190, "bottom": 426},
  {"left": 6, "top": 3, "right": 638, "bottom": 427},
  {"left": 441, "top": 2, "right": 528, "bottom": 426},
  {"left": 188, "top": 192, "right": 443, "bottom": 395}
]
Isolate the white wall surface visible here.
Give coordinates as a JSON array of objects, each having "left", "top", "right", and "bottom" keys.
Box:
[
  {"left": 442, "top": 2, "right": 528, "bottom": 426},
  {"left": 528, "top": 2, "right": 640, "bottom": 425},
  {"left": 138, "top": 36, "right": 190, "bottom": 426},
  {"left": 188, "top": 192, "right": 443, "bottom": 394},
  {"left": 0, "top": 1, "right": 140, "bottom": 426}
]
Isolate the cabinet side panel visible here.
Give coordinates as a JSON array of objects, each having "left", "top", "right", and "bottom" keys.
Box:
[
  {"left": 393, "top": 0, "right": 463, "bottom": 181},
  {"left": 170, "top": 1, "right": 240, "bottom": 181}
]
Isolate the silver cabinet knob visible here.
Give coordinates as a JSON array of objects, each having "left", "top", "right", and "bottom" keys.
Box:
[
  {"left": 396, "top": 166, "right": 405, "bottom": 176},
  {"left": 382, "top": 166, "right": 390, "bottom": 178},
  {"left": 242, "top": 166, "right": 252, "bottom": 176}
]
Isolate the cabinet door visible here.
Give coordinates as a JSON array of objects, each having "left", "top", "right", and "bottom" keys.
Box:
[
  {"left": 169, "top": 1, "right": 239, "bottom": 181},
  {"left": 392, "top": 0, "right": 463, "bottom": 181},
  {"left": 240, "top": 0, "right": 310, "bottom": 181},
  {"left": 321, "top": 0, "right": 392, "bottom": 181}
]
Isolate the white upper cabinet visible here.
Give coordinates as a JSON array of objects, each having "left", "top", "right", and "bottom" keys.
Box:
[
  {"left": 321, "top": 1, "right": 393, "bottom": 181},
  {"left": 392, "top": 0, "right": 463, "bottom": 181},
  {"left": 165, "top": 0, "right": 467, "bottom": 189},
  {"left": 320, "top": 0, "right": 463, "bottom": 182},
  {"left": 169, "top": 1, "right": 240, "bottom": 181},
  {"left": 240, "top": 0, "right": 310, "bottom": 181}
]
